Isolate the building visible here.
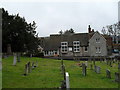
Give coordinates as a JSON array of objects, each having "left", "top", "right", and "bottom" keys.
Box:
[{"left": 39, "top": 25, "right": 113, "bottom": 57}]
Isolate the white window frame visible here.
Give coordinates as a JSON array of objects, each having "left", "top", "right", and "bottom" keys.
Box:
[
  {"left": 61, "top": 42, "right": 68, "bottom": 53},
  {"left": 73, "top": 41, "right": 80, "bottom": 52},
  {"left": 96, "top": 47, "right": 101, "bottom": 53}
]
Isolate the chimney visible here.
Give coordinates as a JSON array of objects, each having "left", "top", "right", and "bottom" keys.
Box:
[
  {"left": 92, "top": 29, "right": 94, "bottom": 32},
  {"left": 88, "top": 25, "right": 91, "bottom": 33}
]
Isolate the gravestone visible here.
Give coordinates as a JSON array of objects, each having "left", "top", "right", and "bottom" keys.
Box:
[
  {"left": 90, "top": 64, "right": 93, "bottom": 70},
  {"left": 24, "top": 64, "right": 28, "bottom": 76},
  {"left": 36, "top": 61, "right": 38, "bottom": 67},
  {"left": 66, "top": 72, "right": 70, "bottom": 89},
  {"left": 82, "top": 63, "right": 87, "bottom": 76},
  {"left": 96, "top": 66, "right": 101, "bottom": 74},
  {"left": 106, "top": 69, "right": 111, "bottom": 79},
  {"left": 27, "top": 62, "right": 31, "bottom": 73},
  {"left": 30, "top": 54, "right": 32, "bottom": 58},
  {"left": 17, "top": 53, "right": 20, "bottom": 62},
  {"left": 118, "top": 63, "right": 120, "bottom": 69},
  {"left": 115, "top": 72, "right": 120, "bottom": 82},
  {"left": 13, "top": 53, "right": 17, "bottom": 66},
  {"left": 32, "top": 62, "right": 35, "bottom": 69},
  {"left": 94, "top": 65, "right": 97, "bottom": 72},
  {"left": 109, "top": 61, "right": 112, "bottom": 67}
]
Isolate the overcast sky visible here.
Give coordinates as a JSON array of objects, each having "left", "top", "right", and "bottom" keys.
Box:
[{"left": 1, "top": 0, "right": 120, "bottom": 37}]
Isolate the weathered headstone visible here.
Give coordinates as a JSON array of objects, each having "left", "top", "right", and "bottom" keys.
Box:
[
  {"left": 114, "top": 72, "right": 120, "bottom": 82},
  {"left": 96, "top": 66, "right": 101, "bottom": 74},
  {"left": 27, "top": 62, "right": 31, "bottom": 73},
  {"left": 36, "top": 61, "right": 38, "bottom": 67},
  {"left": 94, "top": 65, "right": 97, "bottom": 72},
  {"left": 109, "top": 61, "right": 112, "bottom": 67},
  {"left": 13, "top": 53, "right": 17, "bottom": 66},
  {"left": 82, "top": 63, "right": 87, "bottom": 76},
  {"left": 17, "top": 53, "right": 20, "bottom": 62},
  {"left": 66, "top": 72, "right": 70, "bottom": 89},
  {"left": 118, "top": 63, "right": 120, "bottom": 69},
  {"left": 32, "top": 62, "right": 35, "bottom": 69},
  {"left": 106, "top": 69, "right": 111, "bottom": 79},
  {"left": 90, "top": 64, "right": 93, "bottom": 70},
  {"left": 24, "top": 64, "right": 28, "bottom": 76},
  {"left": 30, "top": 54, "right": 32, "bottom": 58}
]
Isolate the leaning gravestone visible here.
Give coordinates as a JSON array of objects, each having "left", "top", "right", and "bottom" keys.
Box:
[
  {"left": 82, "top": 63, "right": 87, "bottom": 76},
  {"left": 13, "top": 53, "right": 17, "bottom": 66},
  {"left": 114, "top": 72, "right": 120, "bottom": 82},
  {"left": 106, "top": 69, "right": 111, "bottom": 79}
]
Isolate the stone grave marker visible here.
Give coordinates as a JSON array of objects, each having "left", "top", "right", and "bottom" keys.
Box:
[
  {"left": 96, "top": 66, "right": 101, "bottom": 74},
  {"left": 93, "top": 58, "right": 95, "bottom": 65},
  {"left": 114, "top": 72, "right": 120, "bottom": 82},
  {"left": 106, "top": 69, "right": 111, "bottom": 79},
  {"left": 94, "top": 65, "right": 97, "bottom": 72},
  {"left": 32, "top": 62, "right": 35, "bottom": 69},
  {"left": 90, "top": 64, "right": 93, "bottom": 70},
  {"left": 27, "top": 62, "right": 31, "bottom": 73},
  {"left": 13, "top": 53, "right": 17, "bottom": 66},
  {"left": 24, "top": 64, "right": 28, "bottom": 76},
  {"left": 109, "top": 61, "right": 112, "bottom": 67},
  {"left": 17, "top": 53, "right": 20, "bottom": 62},
  {"left": 82, "top": 63, "right": 87, "bottom": 76},
  {"left": 118, "top": 63, "right": 120, "bottom": 69},
  {"left": 66, "top": 72, "right": 70, "bottom": 89}
]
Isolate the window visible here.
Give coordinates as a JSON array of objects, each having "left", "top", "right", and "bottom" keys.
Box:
[
  {"left": 96, "top": 38, "right": 100, "bottom": 43},
  {"left": 73, "top": 41, "right": 80, "bottom": 52},
  {"left": 85, "top": 46, "right": 88, "bottom": 52},
  {"left": 96, "top": 47, "right": 101, "bottom": 53},
  {"left": 61, "top": 42, "right": 68, "bottom": 53}
]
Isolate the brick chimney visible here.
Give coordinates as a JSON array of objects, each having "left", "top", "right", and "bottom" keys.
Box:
[{"left": 88, "top": 25, "right": 91, "bottom": 33}]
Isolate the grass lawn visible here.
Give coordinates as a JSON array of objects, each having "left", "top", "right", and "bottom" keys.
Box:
[
  {"left": 2, "top": 56, "right": 119, "bottom": 88},
  {"left": 0, "top": 70, "right": 2, "bottom": 89}
]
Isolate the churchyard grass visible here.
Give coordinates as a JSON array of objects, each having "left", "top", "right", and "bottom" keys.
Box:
[{"left": 2, "top": 56, "right": 118, "bottom": 88}]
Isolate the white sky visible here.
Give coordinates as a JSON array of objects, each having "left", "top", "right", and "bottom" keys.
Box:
[{"left": 1, "top": 0, "right": 120, "bottom": 37}]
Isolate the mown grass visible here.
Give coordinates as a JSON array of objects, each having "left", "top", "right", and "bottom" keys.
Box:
[
  {"left": 0, "top": 70, "right": 2, "bottom": 89},
  {"left": 2, "top": 56, "right": 119, "bottom": 88}
]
